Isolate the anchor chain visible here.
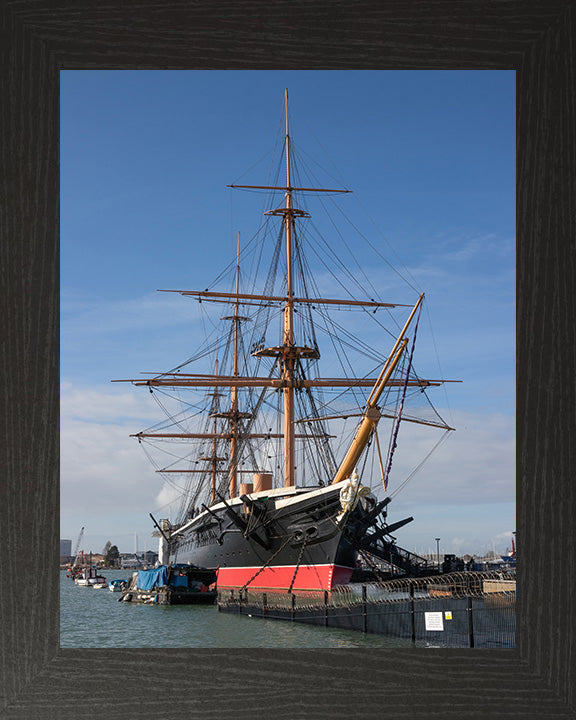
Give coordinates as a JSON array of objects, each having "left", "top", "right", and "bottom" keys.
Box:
[
  {"left": 287, "top": 535, "right": 309, "bottom": 594},
  {"left": 239, "top": 532, "right": 295, "bottom": 593}
]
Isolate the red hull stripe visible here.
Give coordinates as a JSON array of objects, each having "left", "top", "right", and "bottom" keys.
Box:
[{"left": 216, "top": 564, "right": 353, "bottom": 591}]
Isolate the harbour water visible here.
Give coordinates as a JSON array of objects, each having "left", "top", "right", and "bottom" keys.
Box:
[{"left": 60, "top": 570, "right": 413, "bottom": 648}]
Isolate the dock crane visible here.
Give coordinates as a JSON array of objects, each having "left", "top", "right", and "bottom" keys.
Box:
[{"left": 71, "top": 527, "right": 85, "bottom": 568}]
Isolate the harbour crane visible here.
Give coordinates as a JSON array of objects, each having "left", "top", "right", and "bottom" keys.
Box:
[{"left": 72, "top": 527, "right": 85, "bottom": 567}]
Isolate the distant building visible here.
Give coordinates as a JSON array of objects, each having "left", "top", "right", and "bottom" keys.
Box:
[
  {"left": 120, "top": 553, "right": 141, "bottom": 568},
  {"left": 120, "top": 551, "right": 159, "bottom": 568},
  {"left": 60, "top": 539, "right": 73, "bottom": 563},
  {"left": 143, "top": 550, "right": 158, "bottom": 565}
]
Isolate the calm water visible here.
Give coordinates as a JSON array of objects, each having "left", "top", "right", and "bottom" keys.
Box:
[{"left": 60, "top": 570, "right": 413, "bottom": 648}]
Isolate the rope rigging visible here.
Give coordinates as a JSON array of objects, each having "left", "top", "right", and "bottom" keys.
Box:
[{"left": 130, "top": 117, "right": 454, "bottom": 529}]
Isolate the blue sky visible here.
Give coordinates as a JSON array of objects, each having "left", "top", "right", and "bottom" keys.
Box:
[{"left": 61, "top": 70, "right": 515, "bottom": 557}]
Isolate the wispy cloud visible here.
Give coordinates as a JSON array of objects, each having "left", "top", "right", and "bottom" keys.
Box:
[{"left": 61, "top": 383, "right": 515, "bottom": 553}]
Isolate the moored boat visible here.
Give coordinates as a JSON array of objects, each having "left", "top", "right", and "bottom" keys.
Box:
[
  {"left": 74, "top": 567, "right": 108, "bottom": 587},
  {"left": 119, "top": 565, "right": 217, "bottom": 605},
  {"left": 109, "top": 579, "right": 127, "bottom": 592}
]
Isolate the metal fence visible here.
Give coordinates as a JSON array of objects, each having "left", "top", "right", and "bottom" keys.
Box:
[{"left": 217, "top": 571, "right": 516, "bottom": 648}]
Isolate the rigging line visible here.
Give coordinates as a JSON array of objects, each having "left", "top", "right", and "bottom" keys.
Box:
[
  {"left": 156, "top": 473, "right": 207, "bottom": 496},
  {"left": 157, "top": 449, "right": 210, "bottom": 472},
  {"left": 316, "top": 193, "right": 384, "bottom": 300},
  {"left": 300, "top": 171, "right": 381, "bottom": 301},
  {"left": 289, "top": 249, "right": 377, "bottom": 391},
  {"left": 228, "top": 147, "right": 277, "bottom": 186},
  {"left": 347, "top": 192, "right": 423, "bottom": 294},
  {"left": 301, "top": 315, "right": 382, "bottom": 411},
  {"left": 415, "top": 383, "right": 452, "bottom": 429},
  {"left": 388, "top": 429, "right": 453, "bottom": 500},
  {"left": 383, "top": 366, "right": 403, "bottom": 466},
  {"left": 144, "top": 444, "right": 204, "bottom": 465},
  {"left": 307, "top": 228, "right": 403, "bottom": 341},
  {"left": 137, "top": 410, "right": 202, "bottom": 437},
  {"left": 207, "top": 215, "right": 272, "bottom": 289},
  {"left": 292, "top": 132, "right": 350, "bottom": 193},
  {"left": 147, "top": 389, "right": 215, "bottom": 435},
  {"left": 311, "top": 305, "right": 394, "bottom": 363},
  {"left": 424, "top": 300, "right": 454, "bottom": 427},
  {"left": 290, "top": 168, "right": 374, "bottom": 302},
  {"left": 158, "top": 331, "right": 220, "bottom": 375},
  {"left": 305, "top": 218, "right": 375, "bottom": 302},
  {"left": 327, "top": 193, "right": 421, "bottom": 295},
  {"left": 252, "top": 226, "right": 284, "bottom": 310},
  {"left": 139, "top": 443, "right": 202, "bottom": 515},
  {"left": 303, "top": 222, "right": 403, "bottom": 339},
  {"left": 368, "top": 433, "right": 378, "bottom": 492},
  {"left": 383, "top": 305, "right": 422, "bottom": 489},
  {"left": 296, "top": 367, "right": 336, "bottom": 480},
  {"left": 150, "top": 493, "right": 190, "bottom": 515},
  {"left": 317, "top": 324, "right": 365, "bottom": 411}
]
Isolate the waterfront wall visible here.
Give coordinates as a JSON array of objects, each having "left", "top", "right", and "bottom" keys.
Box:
[{"left": 217, "top": 571, "right": 516, "bottom": 648}]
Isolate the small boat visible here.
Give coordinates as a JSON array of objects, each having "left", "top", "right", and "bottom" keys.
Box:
[
  {"left": 119, "top": 564, "right": 217, "bottom": 605},
  {"left": 74, "top": 567, "right": 107, "bottom": 587},
  {"left": 500, "top": 536, "right": 516, "bottom": 566},
  {"left": 108, "top": 579, "right": 127, "bottom": 592}
]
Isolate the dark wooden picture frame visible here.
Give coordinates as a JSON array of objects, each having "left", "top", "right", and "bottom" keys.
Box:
[{"left": 2, "top": 1, "right": 575, "bottom": 717}]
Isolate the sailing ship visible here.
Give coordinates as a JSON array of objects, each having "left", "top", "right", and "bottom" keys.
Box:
[{"left": 114, "top": 91, "right": 456, "bottom": 593}]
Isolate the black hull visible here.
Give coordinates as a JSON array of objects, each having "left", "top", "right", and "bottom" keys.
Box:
[{"left": 164, "top": 483, "right": 375, "bottom": 591}]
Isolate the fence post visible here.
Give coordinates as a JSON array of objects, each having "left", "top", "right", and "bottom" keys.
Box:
[
  {"left": 263, "top": 592, "right": 268, "bottom": 617},
  {"left": 467, "top": 593, "right": 475, "bottom": 648},
  {"left": 362, "top": 584, "right": 368, "bottom": 633},
  {"left": 410, "top": 582, "right": 416, "bottom": 644},
  {"left": 324, "top": 590, "right": 329, "bottom": 628},
  {"left": 291, "top": 592, "right": 296, "bottom": 621}
]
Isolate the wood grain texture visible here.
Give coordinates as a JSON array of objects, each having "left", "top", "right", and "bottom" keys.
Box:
[{"left": 1, "top": 0, "right": 574, "bottom": 717}]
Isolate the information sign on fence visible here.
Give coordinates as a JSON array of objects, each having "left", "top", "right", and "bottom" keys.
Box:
[{"left": 425, "top": 611, "right": 444, "bottom": 631}]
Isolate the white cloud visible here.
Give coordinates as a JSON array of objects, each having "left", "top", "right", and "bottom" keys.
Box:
[
  {"left": 61, "top": 380, "right": 515, "bottom": 555},
  {"left": 61, "top": 382, "right": 160, "bottom": 423},
  {"left": 61, "top": 290, "right": 198, "bottom": 337},
  {"left": 384, "top": 409, "right": 515, "bottom": 509}
]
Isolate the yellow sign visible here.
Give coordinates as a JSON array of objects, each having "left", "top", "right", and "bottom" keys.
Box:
[{"left": 444, "top": 611, "right": 452, "bottom": 620}]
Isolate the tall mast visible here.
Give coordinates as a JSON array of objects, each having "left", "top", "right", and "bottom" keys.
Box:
[
  {"left": 229, "top": 232, "right": 241, "bottom": 498},
  {"left": 117, "top": 92, "right": 458, "bottom": 503},
  {"left": 211, "top": 352, "right": 219, "bottom": 502},
  {"left": 283, "top": 89, "right": 296, "bottom": 487}
]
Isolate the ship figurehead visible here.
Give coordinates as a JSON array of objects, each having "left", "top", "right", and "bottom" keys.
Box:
[{"left": 336, "top": 470, "right": 371, "bottom": 524}]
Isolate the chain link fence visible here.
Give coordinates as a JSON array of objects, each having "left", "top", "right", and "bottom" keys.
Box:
[{"left": 218, "top": 571, "right": 515, "bottom": 648}]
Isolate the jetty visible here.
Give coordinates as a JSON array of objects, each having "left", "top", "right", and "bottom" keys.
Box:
[{"left": 120, "top": 564, "right": 217, "bottom": 605}]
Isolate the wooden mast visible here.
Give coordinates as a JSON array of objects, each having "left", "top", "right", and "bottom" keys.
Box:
[
  {"left": 115, "top": 94, "right": 457, "bottom": 507},
  {"left": 228, "top": 232, "right": 241, "bottom": 498},
  {"left": 210, "top": 354, "right": 219, "bottom": 503},
  {"left": 283, "top": 89, "right": 296, "bottom": 488}
]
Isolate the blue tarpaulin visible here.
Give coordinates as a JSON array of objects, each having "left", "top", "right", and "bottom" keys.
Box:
[
  {"left": 170, "top": 574, "right": 188, "bottom": 588},
  {"left": 137, "top": 566, "right": 169, "bottom": 590}
]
